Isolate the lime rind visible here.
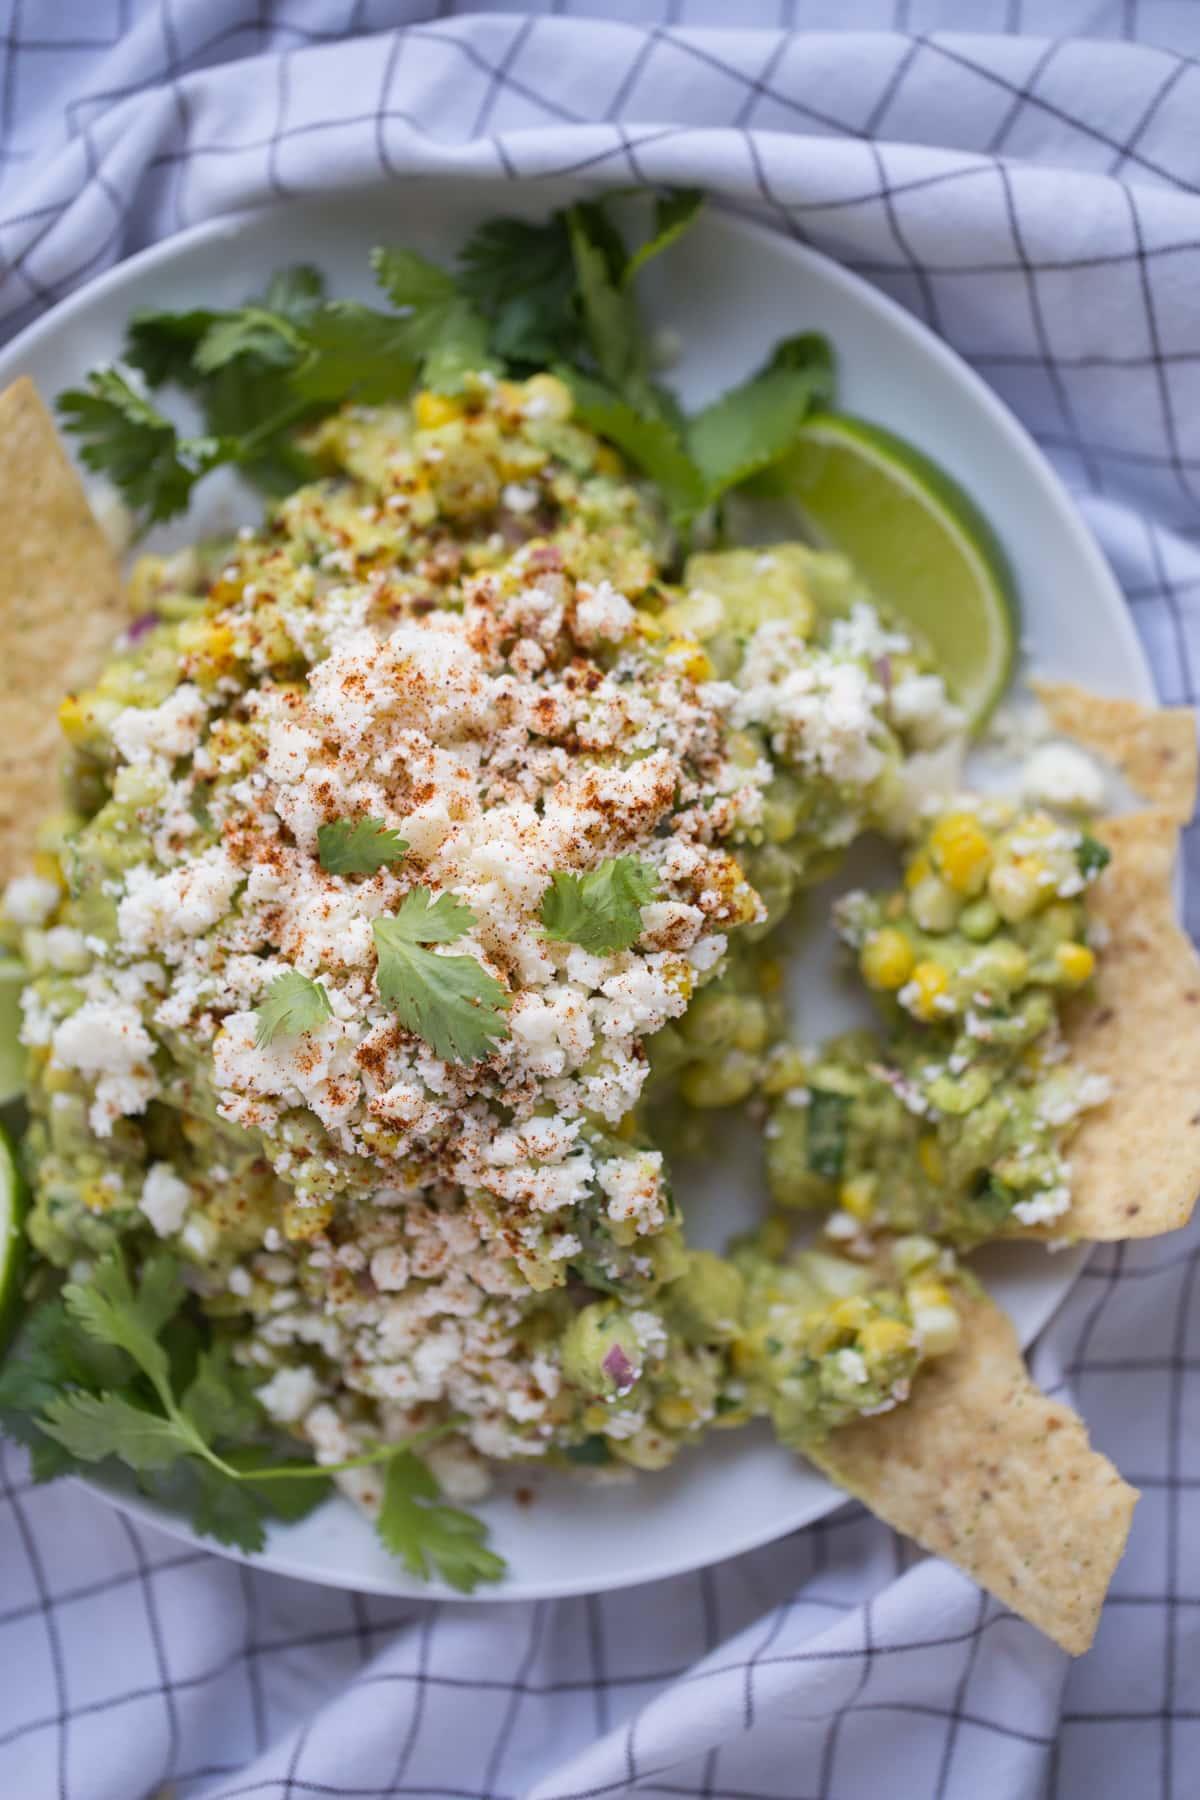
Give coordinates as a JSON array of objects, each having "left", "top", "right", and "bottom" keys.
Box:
[
  {"left": 778, "top": 411, "right": 1019, "bottom": 729},
  {"left": 0, "top": 1124, "right": 26, "bottom": 1350}
]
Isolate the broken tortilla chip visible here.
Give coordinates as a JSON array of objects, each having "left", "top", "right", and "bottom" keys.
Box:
[
  {"left": 0, "top": 377, "right": 123, "bottom": 885},
  {"left": 1044, "top": 809, "right": 1200, "bottom": 1240},
  {"left": 809, "top": 1286, "right": 1137, "bottom": 1655},
  {"left": 1033, "top": 679, "right": 1197, "bottom": 823}
]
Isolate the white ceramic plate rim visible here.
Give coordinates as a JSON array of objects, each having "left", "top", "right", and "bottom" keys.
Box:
[{"left": 0, "top": 181, "right": 1154, "bottom": 1599}]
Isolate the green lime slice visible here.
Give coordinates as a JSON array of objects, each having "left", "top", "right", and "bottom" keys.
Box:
[
  {"left": 770, "top": 412, "right": 1019, "bottom": 729},
  {"left": 0, "top": 960, "right": 27, "bottom": 1107},
  {"left": 0, "top": 1124, "right": 26, "bottom": 1349}
]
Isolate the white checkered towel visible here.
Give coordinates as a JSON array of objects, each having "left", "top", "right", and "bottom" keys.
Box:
[{"left": 2, "top": 5, "right": 1200, "bottom": 1797}]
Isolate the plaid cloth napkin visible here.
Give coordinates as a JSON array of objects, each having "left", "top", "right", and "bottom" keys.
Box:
[{"left": 2, "top": 4, "right": 1199, "bottom": 1796}]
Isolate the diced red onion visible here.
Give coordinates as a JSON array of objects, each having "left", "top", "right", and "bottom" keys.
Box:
[{"left": 601, "top": 1343, "right": 636, "bottom": 1391}]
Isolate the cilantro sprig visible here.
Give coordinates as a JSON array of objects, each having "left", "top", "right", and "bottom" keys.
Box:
[
  {"left": 317, "top": 816, "right": 408, "bottom": 877},
  {"left": 58, "top": 188, "right": 836, "bottom": 537},
  {"left": 0, "top": 1250, "right": 505, "bottom": 1588},
  {"left": 372, "top": 888, "right": 510, "bottom": 1064},
  {"left": 254, "top": 970, "right": 333, "bottom": 1049},
  {"left": 540, "top": 857, "right": 659, "bottom": 955}
]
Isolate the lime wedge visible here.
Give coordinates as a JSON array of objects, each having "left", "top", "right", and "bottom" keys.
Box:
[
  {"left": 0, "top": 960, "right": 27, "bottom": 1107},
  {"left": 771, "top": 412, "right": 1018, "bottom": 728},
  {"left": 0, "top": 1124, "right": 26, "bottom": 1349}
]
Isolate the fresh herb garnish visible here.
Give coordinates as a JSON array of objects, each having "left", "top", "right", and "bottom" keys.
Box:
[
  {"left": 806, "top": 1088, "right": 851, "bottom": 1181},
  {"left": 0, "top": 1250, "right": 504, "bottom": 1584},
  {"left": 372, "top": 888, "right": 511, "bottom": 1064},
  {"left": 377, "top": 1450, "right": 507, "bottom": 1592},
  {"left": 317, "top": 816, "right": 408, "bottom": 877},
  {"left": 59, "top": 188, "right": 834, "bottom": 537},
  {"left": 1077, "top": 834, "right": 1112, "bottom": 878},
  {"left": 254, "top": 970, "right": 333, "bottom": 1048},
  {"left": 539, "top": 856, "right": 659, "bottom": 956}
]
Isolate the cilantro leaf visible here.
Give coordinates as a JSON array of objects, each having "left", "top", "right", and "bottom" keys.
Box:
[
  {"left": 62, "top": 1250, "right": 185, "bottom": 1396},
  {"left": 36, "top": 1390, "right": 189, "bottom": 1471},
  {"left": 539, "top": 856, "right": 658, "bottom": 955},
  {"left": 287, "top": 304, "right": 419, "bottom": 405},
  {"left": 189, "top": 1462, "right": 269, "bottom": 1552},
  {"left": 254, "top": 971, "right": 333, "bottom": 1049},
  {"left": 376, "top": 1450, "right": 505, "bottom": 1593},
  {"left": 180, "top": 1344, "right": 261, "bottom": 1444},
  {"left": 686, "top": 367, "right": 822, "bottom": 501},
  {"left": 373, "top": 889, "right": 510, "bottom": 1063},
  {"left": 194, "top": 307, "right": 303, "bottom": 375},
  {"left": 317, "top": 816, "right": 408, "bottom": 877},
  {"left": 56, "top": 371, "right": 222, "bottom": 525},
  {"left": 261, "top": 264, "right": 327, "bottom": 324},
  {"left": 125, "top": 309, "right": 221, "bottom": 387},
  {"left": 372, "top": 246, "right": 458, "bottom": 311},
  {"left": 758, "top": 331, "right": 836, "bottom": 409},
  {"left": 457, "top": 214, "right": 578, "bottom": 367},
  {"left": 0, "top": 1298, "right": 131, "bottom": 1479},
  {"left": 562, "top": 372, "right": 706, "bottom": 522},
  {"left": 219, "top": 1447, "right": 334, "bottom": 1522},
  {"left": 623, "top": 188, "right": 704, "bottom": 284},
  {"left": 1077, "top": 834, "right": 1111, "bottom": 878}
]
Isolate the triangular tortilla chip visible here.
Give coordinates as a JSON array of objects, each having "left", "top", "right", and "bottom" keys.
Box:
[
  {"left": 1033, "top": 679, "right": 1197, "bottom": 822},
  {"left": 1049, "top": 809, "right": 1200, "bottom": 1239},
  {"left": 809, "top": 1286, "right": 1137, "bottom": 1655},
  {"left": 0, "top": 377, "right": 123, "bottom": 882}
]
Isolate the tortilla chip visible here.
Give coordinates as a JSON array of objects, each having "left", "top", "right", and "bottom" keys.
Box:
[
  {"left": 1033, "top": 679, "right": 1197, "bottom": 822},
  {"left": 1044, "top": 809, "right": 1200, "bottom": 1239},
  {"left": 0, "top": 378, "right": 123, "bottom": 885},
  {"left": 809, "top": 1287, "right": 1136, "bottom": 1655}
]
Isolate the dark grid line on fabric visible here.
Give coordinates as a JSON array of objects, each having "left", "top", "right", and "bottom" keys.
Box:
[
  {"left": 483, "top": 1599, "right": 547, "bottom": 1796},
  {"left": 1121, "top": 180, "right": 1200, "bottom": 514},
  {"left": 1163, "top": 1247, "right": 1200, "bottom": 1793},
  {"left": 697, "top": 1565, "right": 722, "bottom": 1798},
  {"left": 387, "top": 1605, "right": 435, "bottom": 1793},
  {"left": 985, "top": 33, "right": 1061, "bottom": 155},
  {"left": 1106, "top": 46, "right": 1191, "bottom": 181},
  {"left": 816, "top": 1589, "right": 875, "bottom": 1798},
  {"left": 917, "top": 34, "right": 1200, "bottom": 194},
  {"left": 114, "top": 1509, "right": 184, "bottom": 1783},
  {"left": 0, "top": 1545, "right": 208, "bottom": 1629},
  {"left": 0, "top": 1457, "right": 68, "bottom": 1800},
  {"left": 932, "top": 1586, "right": 990, "bottom": 1799}
]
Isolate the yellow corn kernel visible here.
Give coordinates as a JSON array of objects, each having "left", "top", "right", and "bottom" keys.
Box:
[
  {"left": 757, "top": 957, "right": 784, "bottom": 996},
  {"left": 907, "top": 959, "right": 950, "bottom": 1021},
  {"left": 829, "top": 1295, "right": 874, "bottom": 1332},
  {"left": 662, "top": 958, "right": 695, "bottom": 1001},
  {"left": 80, "top": 1178, "right": 121, "bottom": 1215},
  {"left": 614, "top": 1109, "right": 640, "bottom": 1142},
  {"left": 41, "top": 1064, "right": 76, "bottom": 1096},
  {"left": 711, "top": 1404, "right": 752, "bottom": 1430},
  {"left": 859, "top": 1317, "right": 913, "bottom": 1359},
  {"left": 859, "top": 927, "right": 915, "bottom": 991},
  {"left": 908, "top": 1280, "right": 951, "bottom": 1312},
  {"left": 57, "top": 693, "right": 91, "bottom": 746},
  {"left": 930, "top": 812, "right": 993, "bottom": 896},
  {"left": 594, "top": 445, "right": 624, "bottom": 478},
  {"left": 413, "top": 390, "right": 463, "bottom": 429},
  {"left": 838, "top": 1177, "right": 877, "bottom": 1223},
  {"left": 582, "top": 1402, "right": 611, "bottom": 1433},
  {"left": 1055, "top": 940, "right": 1096, "bottom": 984},
  {"left": 904, "top": 851, "right": 932, "bottom": 891},
  {"left": 521, "top": 372, "right": 573, "bottom": 422},
  {"left": 32, "top": 850, "right": 65, "bottom": 891},
  {"left": 655, "top": 1394, "right": 699, "bottom": 1431},
  {"left": 664, "top": 637, "right": 713, "bottom": 682},
  {"left": 282, "top": 1196, "right": 335, "bottom": 1241},
  {"left": 988, "top": 856, "right": 1045, "bottom": 923},
  {"left": 180, "top": 619, "right": 238, "bottom": 686},
  {"left": 917, "top": 1134, "right": 945, "bottom": 1184},
  {"left": 730, "top": 1333, "right": 762, "bottom": 1374}
]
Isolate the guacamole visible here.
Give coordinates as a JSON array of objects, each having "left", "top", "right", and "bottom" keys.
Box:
[{"left": 1, "top": 370, "right": 1002, "bottom": 1492}]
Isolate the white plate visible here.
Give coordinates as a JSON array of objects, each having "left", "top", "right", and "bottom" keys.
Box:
[{"left": 0, "top": 180, "right": 1155, "bottom": 1600}]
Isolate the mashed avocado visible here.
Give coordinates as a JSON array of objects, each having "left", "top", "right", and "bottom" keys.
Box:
[{"left": 4, "top": 370, "right": 979, "bottom": 1490}]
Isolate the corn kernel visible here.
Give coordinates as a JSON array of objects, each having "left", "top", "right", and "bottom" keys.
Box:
[
  {"left": 521, "top": 372, "right": 573, "bottom": 422},
  {"left": 909, "top": 874, "right": 959, "bottom": 934},
  {"left": 910, "top": 1299, "right": 961, "bottom": 1357},
  {"left": 930, "top": 812, "right": 993, "bottom": 896},
  {"left": 829, "top": 1295, "right": 874, "bottom": 1331},
  {"left": 711, "top": 1404, "right": 751, "bottom": 1430},
  {"left": 583, "top": 1402, "right": 611, "bottom": 1432},
  {"left": 908, "top": 1280, "right": 951, "bottom": 1311},
  {"left": 1055, "top": 940, "right": 1096, "bottom": 984},
  {"left": 655, "top": 1394, "right": 699, "bottom": 1431},
  {"left": 614, "top": 1109, "right": 640, "bottom": 1142},
  {"left": 906, "top": 959, "right": 951, "bottom": 1021},
  {"left": 838, "top": 1177, "right": 877, "bottom": 1222},
  {"left": 80, "top": 1178, "right": 120, "bottom": 1214},
  {"left": 859, "top": 1317, "right": 913, "bottom": 1358},
  {"left": 32, "top": 850, "right": 65, "bottom": 891},
  {"left": 594, "top": 445, "right": 624, "bottom": 478},
  {"left": 860, "top": 927, "right": 915, "bottom": 991},
  {"left": 413, "top": 391, "right": 463, "bottom": 429},
  {"left": 917, "top": 1134, "right": 944, "bottom": 1184},
  {"left": 988, "top": 857, "right": 1044, "bottom": 923},
  {"left": 282, "top": 1197, "right": 335, "bottom": 1241},
  {"left": 730, "top": 1334, "right": 760, "bottom": 1374},
  {"left": 180, "top": 618, "right": 238, "bottom": 686},
  {"left": 904, "top": 851, "right": 932, "bottom": 891},
  {"left": 664, "top": 637, "right": 713, "bottom": 682},
  {"left": 57, "top": 694, "right": 90, "bottom": 746}
]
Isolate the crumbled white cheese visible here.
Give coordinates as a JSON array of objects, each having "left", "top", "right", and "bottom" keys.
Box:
[
  {"left": 3, "top": 874, "right": 59, "bottom": 927},
  {"left": 139, "top": 1163, "right": 192, "bottom": 1237},
  {"left": 256, "top": 1365, "right": 322, "bottom": 1424},
  {"left": 1021, "top": 742, "right": 1107, "bottom": 814}
]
